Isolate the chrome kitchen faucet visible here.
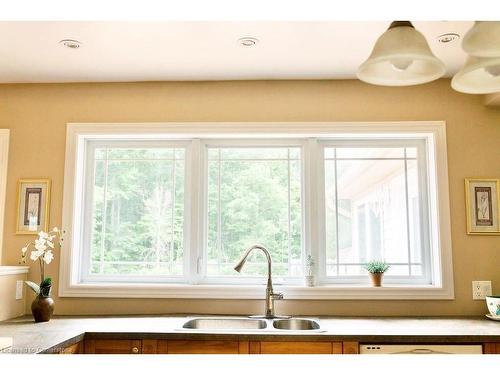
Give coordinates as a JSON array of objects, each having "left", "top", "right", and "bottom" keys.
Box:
[{"left": 234, "top": 244, "right": 289, "bottom": 319}]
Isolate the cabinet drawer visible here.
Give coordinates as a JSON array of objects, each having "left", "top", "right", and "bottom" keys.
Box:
[
  {"left": 85, "top": 339, "right": 142, "bottom": 354},
  {"left": 254, "top": 341, "right": 342, "bottom": 354},
  {"left": 165, "top": 340, "right": 241, "bottom": 354}
]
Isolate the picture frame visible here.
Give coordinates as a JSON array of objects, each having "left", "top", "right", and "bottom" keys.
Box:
[
  {"left": 16, "top": 178, "right": 51, "bottom": 235},
  {"left": 465, "top": 178, "right": 500, "bottom": 235}
]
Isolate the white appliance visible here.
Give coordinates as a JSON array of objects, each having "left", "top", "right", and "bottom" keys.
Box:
[{"left": 360, "top": 344, "right": 483, "bottom": 354}]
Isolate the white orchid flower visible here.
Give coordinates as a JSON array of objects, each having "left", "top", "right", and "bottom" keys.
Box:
[
  {"left": 34, "top": 239, "right": 47, "bottom": 252},
  {"left": 30, "top": 249, "right": 44, "bottom": 261},
  {"left": 38, "top": 231, "right": 49, "bottom": 239},
  {"left": 46, "top": 240, "right": 54, "bottom": 249},
  {"left": 43, "top": 250, "right": 54, "bottom": 264},
  {"left": 52, "top": 227, "right": 59, "bottom": 232},
  {"left": 35, "top": 238, "right": 46, "bottom": 246},
  {"left": 21, "top": 246, "right": 28, "bottom": 254}
]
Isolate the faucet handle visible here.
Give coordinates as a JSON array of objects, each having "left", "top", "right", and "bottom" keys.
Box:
[{"left": 272, "top": 292, "right": 284, "bottom": 300}]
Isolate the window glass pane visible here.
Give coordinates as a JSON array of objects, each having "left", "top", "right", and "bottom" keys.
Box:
[
  {"left": 207, "top": 147, "right": 302, "bottom": 277},
  {"left": 208, "top": 147, "right": 298, "bottom": 160},
  {"left": 336, "top": 147, "right": 404, "bottom": 159},
  {"left": 324, "top": 160, "right": 338, "bottom": 267},
  {"left": 411, "top": 265, "right": 423, "bottom": 276},
  {"left": 95, "top": 148, "right": 107, "bottom": 160},
  {"left": 406, "top": 147, "right": 417, "bottom": 158},
  {"left": 324, "top": 147, "right": 335, "bottom": 159},
  {"left": 384, "top": 265, "right": 412, "bottom": 276},
  {"left": 325, "top": 264, "right": 338, "bottom": 276},
  {"left": 337, "top": 159, "right": 409, "bottom": 265},
  {"left": 89, "top": 147, "right": 185, "bottom": 276},
  {"left": 106, "top": 148, "right": 176, "bottom": 160},
  {"left": 338, "top": 265, "right": 364, "bottom": 276},
  {"left": 407, "top": 160, "right": 422, "bottom": 264},
  {"left": 324, "top": 145, "right": 421, "bottom": 278}
]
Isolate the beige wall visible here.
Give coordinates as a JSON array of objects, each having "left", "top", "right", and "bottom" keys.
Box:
[
  {"left": 0, "top": 79, "right": 499, "bottom": 317},
  {"left": 0, "top": 273, "right": 27, "bottom": 320}
]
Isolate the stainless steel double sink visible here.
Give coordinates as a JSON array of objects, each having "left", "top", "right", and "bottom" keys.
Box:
[{"left": 181, "top": 317, "right": 321, "bottom": 332}]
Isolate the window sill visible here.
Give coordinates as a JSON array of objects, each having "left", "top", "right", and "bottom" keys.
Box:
[{"left": 59, "top": 282, "right": 454, "bottom": 300}]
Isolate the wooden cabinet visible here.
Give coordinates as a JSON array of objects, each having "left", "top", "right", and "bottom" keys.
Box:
[
  {"left": 84, "top": 339, "right": 142, "bottom": 354},
  {"left": 250, "top": 341, "right": 343, "bottom": 354},
  {"left": 81, "top": 339, "right": 354, "bottom": 354},
  {"left": 484, "top": 343, "right": 500, "bottom": 354},
  {"left": 58, "top": 341, "right": 83, "bottom": 354},
  {"left": 160, "top": 340, "right": 246, "bottom": 354},
  {"left": 342, "top": 341, "right": 359, "bottom": 354}
]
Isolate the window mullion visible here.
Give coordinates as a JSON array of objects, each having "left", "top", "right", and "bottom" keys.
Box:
[
  {"left": 305, "top": 139, "right": 323, "bottom": 283},
  {"left": 403, "top": 148, "right": 412, "bottom": 276},
  {"left": 333, "top": 148, "right": 340, "bottom": 277},
  {"left": 418, "top": 141, "right": 433, "bottom": 285},
  {"left": 216, "top": 149, "right": 222, "bottom": 275},
  {"left": 287, "top": 148, "right": 292, "bottom": 274},
  {"left": 186, "top": 139, "right": 203, "bottom": 284},
  {"left": 99, "top": 148, "right": 109, "bottom": 275},
  {"left": 170, "top": 150, "right": 176, "bottom": 274}
]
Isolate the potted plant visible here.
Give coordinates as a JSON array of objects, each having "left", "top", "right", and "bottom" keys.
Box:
[
  {"left": 364, "top": 260, "right": 390, "bottom": 287},
  {"left": 19, "top": 227, "right": 63, "bottom": 322}
]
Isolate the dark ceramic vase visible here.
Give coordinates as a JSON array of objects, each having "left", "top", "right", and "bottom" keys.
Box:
[{"left": 31, "top": 286, "right": 54, "bottom": 322}]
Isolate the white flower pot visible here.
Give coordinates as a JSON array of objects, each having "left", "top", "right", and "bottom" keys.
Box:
[{"left": 305, "top": 275, "right": 315, "bottom": 287}]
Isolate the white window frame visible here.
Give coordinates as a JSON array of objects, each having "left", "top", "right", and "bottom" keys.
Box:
[
  {"left": 80, "top": 139, "right": 192, "bottom": 284},
  {"left": 60, "top": 122, "right": 454, "bottom": 300},
  {"left": 316, "top": 138, "right": 432, "bottom": 285},
  {"left": 0, "top": 129, "right": 9, "bottom": 263},
  {"left": 198, "top": 139, "right": 307, "bottom": 285}
]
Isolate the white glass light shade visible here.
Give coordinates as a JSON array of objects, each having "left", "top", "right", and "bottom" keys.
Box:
[
  {"left": 462, "top": 21, "right": 500, "bottom": 58},
  {"left": 451, "top": 56, "right": 500, "bottom": 94},
  {"left": 357, "top": 22, "right": 446, "bottom": 86}
]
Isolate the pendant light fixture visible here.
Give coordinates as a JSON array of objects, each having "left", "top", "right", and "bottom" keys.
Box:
[
  {"left": 462, "top": 21, "right": 500, "bottom": 57},
  {"left": 451, "top": 56, "right": 500, "bottom": 94},
  {"left": 357, "top": 21, "right": 446, "bottom": 86},
  {"left": 451, "top": 21, "right": 500, "bottom": 94}
]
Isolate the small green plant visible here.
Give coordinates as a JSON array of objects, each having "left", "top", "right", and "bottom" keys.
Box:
[
  {"left": 364, "top": 260, "right": 390, "bottom": 274},
  {"left": 40, "top": 277, "right": 52, "bottom": 297}
]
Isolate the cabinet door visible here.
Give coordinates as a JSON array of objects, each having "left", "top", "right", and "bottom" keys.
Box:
[
  {"left": 164, "top": 340, "right": 243, "bottom": 354},
  {"left": 342, "top": 341, "right": 359, "bottom": 354},
  {"left": 59, "top": 341, "right": 83, "bottom": 354},
  {"left": 252, "top": 341, "right": 342, "bottom": 354},
  {"left": 484, "top": 343, "right": 500, "bottom": 354},
  {"left": 84, "top": 339, "right": 142, "bottom": 354}
]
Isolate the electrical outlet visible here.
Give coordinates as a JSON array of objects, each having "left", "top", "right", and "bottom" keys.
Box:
[
  {"left": 15, "top": 280, "right": 24, "bottom": 300},
  {"left": 472, "top": 280, "right": 492, "bottom": 300}
]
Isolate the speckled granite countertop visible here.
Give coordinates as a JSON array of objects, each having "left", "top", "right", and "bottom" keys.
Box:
[{"left": 0, "top": 315, "right": 499, "bottom": 353}]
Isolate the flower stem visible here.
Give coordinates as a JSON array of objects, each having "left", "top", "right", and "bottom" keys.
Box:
[{"left": 39, "top": 257, "right": 45, "bottom": 284}]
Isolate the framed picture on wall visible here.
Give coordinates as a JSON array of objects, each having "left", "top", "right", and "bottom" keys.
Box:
[
  {"left": 465, "top": 178, "right": 500, "bottom": 235},
  {"left": 16, "top": 179, "right": 51, "bottom": 235}
]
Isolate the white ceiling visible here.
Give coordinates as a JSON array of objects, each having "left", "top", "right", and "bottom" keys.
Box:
[{"left": 0, "top": 21, "right": 473, "bottom": 83}]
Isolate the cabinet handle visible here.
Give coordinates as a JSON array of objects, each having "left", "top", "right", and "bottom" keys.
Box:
[{"left": 132, "top": 347, "right": 139, "bottom": 354}]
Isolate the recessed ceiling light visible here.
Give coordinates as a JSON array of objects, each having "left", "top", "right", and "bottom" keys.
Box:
[
  {"left": 59, "top": 39, "right": 82, "bottom": 49},
  {"left": 238, "top": 37, "right": 259, "bottom": 47},
  {"left": 437, "top": 33, "right": 460, "bottom": 44}
]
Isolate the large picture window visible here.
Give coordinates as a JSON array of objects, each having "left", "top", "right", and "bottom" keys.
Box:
[
  {"left": 321, "top": 141, "right": 429, "bottom": 284},
  {"left": 82, "top": 142, "right": 187, "bottom": 282},
  {"left": 61, "top": 122, "right": 453, "bottom": 299},
  {"left": 206, "top": 145, "right": 302, "bottom": 279}
]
